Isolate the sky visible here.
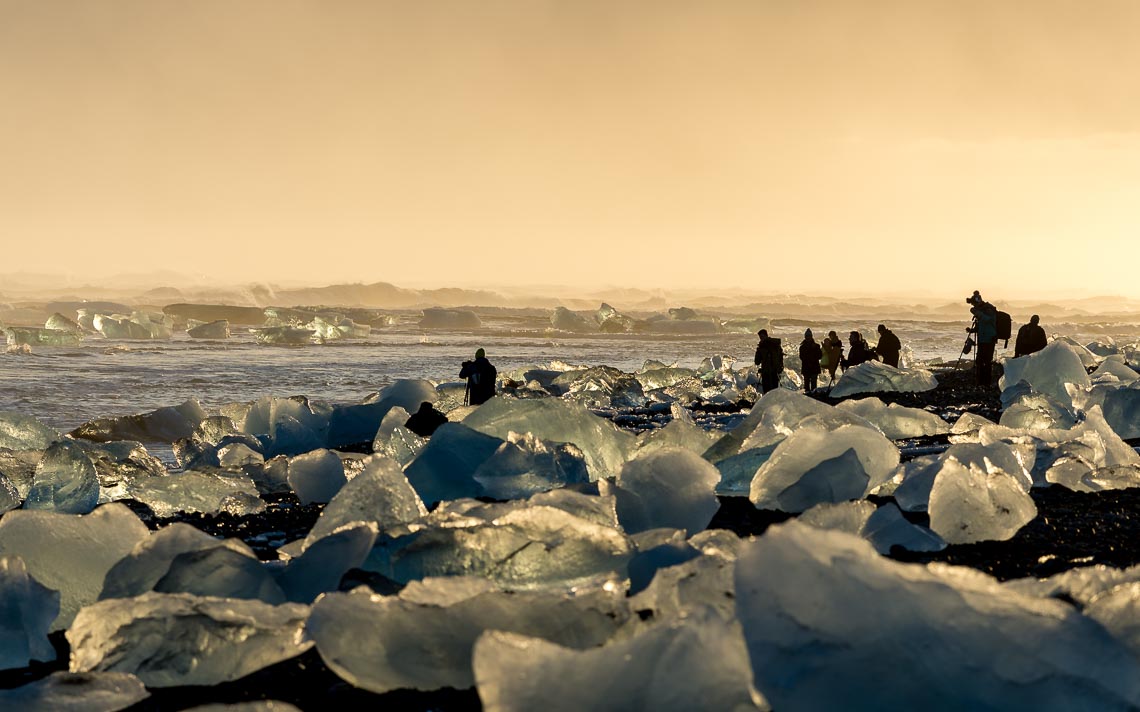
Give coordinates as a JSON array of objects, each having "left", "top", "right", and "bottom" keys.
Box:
[{"left": 2, "top": 1, "right": 1140, "bottom": 299}]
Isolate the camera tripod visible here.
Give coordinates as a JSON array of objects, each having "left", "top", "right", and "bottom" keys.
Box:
[{"left": 956, "top": 316, "right": 978, "bottom": 369}]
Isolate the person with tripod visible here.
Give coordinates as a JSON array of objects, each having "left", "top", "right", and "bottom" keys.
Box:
[
  {"left": 966, "top": 291, "right": 998, "bottom": 386},
  {"left": 460, "top": 348, "right": 497, "bottom": 405}
]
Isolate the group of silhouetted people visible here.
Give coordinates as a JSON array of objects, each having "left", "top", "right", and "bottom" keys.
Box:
[{"left": 760, "top": 324, "right": 903, "bottom": 394}]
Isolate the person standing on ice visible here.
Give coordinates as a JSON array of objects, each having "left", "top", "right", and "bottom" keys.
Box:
[
  {"left": 798, "top": 329, "right": 822, "bottom": 393},
  {"left": 967, "top": 291, "right": 998, "bottom": 386},
  {"left": 875, "top": 324, "right": 902, "bottom": 368},
  {"left": 821, "top": 330, "right": 844, "bottom": 384},
  {"left": 754, "top": 329, "right": 783, "bottom": 394},
  {"left": 460, "top": 348, "right": 498, "bottom": 405},
  {"left": 1014, "top": 315, "right": 1048, "bottom": 358}
]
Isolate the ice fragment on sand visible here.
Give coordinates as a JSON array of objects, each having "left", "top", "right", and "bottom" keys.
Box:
[
  {"left": 0, "top": 411, "right": 59, "bottom": 451},
  {"left": 472, "top": 611, "right": 761, "bottom": 712},
  {"left": 304, "top": 455, "right": 425, "bottom": 547},
  {"left": 0, "top": 554, "right": 59, "bottom": 670},
  {"left": 100, "top": 523, "right": 258, "bottom": 600},
  {"left": 749, "top": 421, "right": 899, "bottom": 512},
  {"left": 636, "top": 405, "right": 722, "bottom": 456},
  {"left": 463, "top": 397, "right": 636, "bottom": 480},
  {"left": 1003, "top": 564, "right": 1140, "bottom": 606},
  {"left": 370, "top": 406, "right": 425, "bottom": 466},
  {"left": 309, "top": 577, "right": 628, "bottom": 694},
  {"left": 1102, "top": 386, "right": 1140, "bottom": 439},
  {"left": 892, "top": 441, "right": 1034, "bottom": 513},
  {"left": 368, "top": 500, "right": 633, "bottom": 589},
  {"left": 829, "top": 361, "right": 938, "bottom": 398},
  {"left": 126, "top": 470, "right": 262, "bottom": 517},
  {"left": 472, "top": 431, "right": 590, "bottom": 500},
  {"left": 926, "top": 458, "right": 1036, "bottom": 544},
  {"left": 1001, "top": 341, "right": 1092, "bottom": 408},
  {"left": 150, "top": 546, "right": 285, "bottom": 603},
  {"left": 276, "top": 522, "right": 377, "bottom": 603},
  {"left": 1085, "top": 582, "right": 1140, "bottom": 659},
  {"left": 835, "top": 398, "right": 949, "bottom": 440},
  {"left": 602, "top": 447, "right": 720, "bottom": 535},
  {"left": 68, "top": 592, "right": 312, "bottom": 687},
  {"left": 285, "top": 449, "right": 346, "bottom": 504},
  {"left": 71, "top": 399, "right": 208, "bottom": 443},
  {"left": 861, "top": 502, "right": 946, "bottom": 553},
  {"left": 735, "top": 521, "right": 1140, "bottom": 711},
  {"left": 403, "top": 423, "right": 502, "bottom": 503},
  {"left": 0, "top": 671, "right": 149, "bottom": 712},
  {"left": 25, "top": 440, "right": 100, "bottom": 514},
  {"left": 0, "top": 504, "right": 149, "bottom": 629}
]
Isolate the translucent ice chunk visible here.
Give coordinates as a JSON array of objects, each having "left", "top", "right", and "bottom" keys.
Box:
[
  {"left": 625, "top": 549, "right": 739, "bottom": 626},
  {"left": 0, "top": 411, "right": 59, "bottom": 451},
  {"left": 736, "top": 522, "right": 1140, "bottom": 710},
  {"left": 0, "top": 473, "right": 19, "bottom": 513},
  {"left": 603, "top": 447, "right": 720, "bottom": 535},
  {"left": 1004, "top": 563, "right": 1140, "bottom": 606},
  {"left": 187, "top": 319, "right": 230, "bottom": 339},
  {"left": 286, "top": 449, "right": 346, "bottom": 504},
  {"left": 100, "top": 523, "right": 258, "bottom": 600},
  {"left": 0, "top": 671, "right": 149, "bottom": 712},
  {"left": 1001, "top": 341, "right": 1092, "bottom": 408},
  {"left": 0, "top": 504, "right": 150, "bottom": 629},
  {"left": 927, "top": 458, "right": 1036, "bottom": 544},
  {"left": 304, "top": 455, "right": 426, "bottom": 547},
  {"left": 472, "top": 431, "right": 590, "bottom": 500},
  {"left": 0, "top": 554, "right": 59, "bottom": 670},
  {"left": 835, "top": 398, "right": 950, "bottom": 440},
  {"left": 403, "top": 423, "right": 503, "bottom": 504},
  {"left": 1085, "top": 582, "right": 1140, "bottom": 659},
  {"left": 418, "top": 308, "right": 481, "bottom": 329},
  {"left": 551, "top": 366, "right": 647, "bottom": 409},
  {"left": 309, "top": 577, "right": 629, "bottom": 694},
  {"left": 948, "top": 411, "right": 996, "bottom": 444},
  {"left": 24, "top": 440, "right": 100, "bottom": 514},
  {"left": 0, "top": 448, "right": 41, "bottom": 498},
  {"left": 68, "top": 592, "right": 312, "bottom": 687},
  {"left": 371, "top": 406, "right": 426, "bottom": 466},
  {"left": 462, "top": 397, "right": 637, "bottom": 480},
  {"left": 550, "top": 307, "right": 598, "bottom": 332},
  {"left": 473, "top": 612, "right": 761, "bottom": 712},
  {"left": 893, "top": 441, "right": 1034, "bottom": 513},
  {"left": 71, "top": 399, "right": 208, "bottom": 444},
  {"left": 127, "top": 470, "right": 262, "bottom": 518},
  {"left": 798, "top": 500, "right": 877, "bottom": 535},
  {"left": 5, "top": 326, "right": 82, "bottom": 347},
  {"left": 44, "top": 312, "right": 82, "bottom": 332},
  {"left": 1092, "top": 357, "right": 1139, "bottom": 384},
  {"left": 226, "top": 396, "right": 328, "bottom": 457},
  {"left": 1102, "top": 386, "right": 1140, "bottom": 439},
  {"left": 750, "top": 421, "right": 899, "bottom": 512},
  {"left": 636, "top": 406, "right": 722, "bottom": 457},
  {"left": 276, "top": 522, "right": 377, "bottom": 603},
  {"left": 861, "top": 502, "right": 946, "bottom": 553},
  {"left": 367, "top": 502, "right": 634, "bottom": 589},
  {"left": 829, "top": 362, "right": 938, "bottom": 398},
  {"left": 1000, "top": 389, "right": 1079, "bottom": 430}
]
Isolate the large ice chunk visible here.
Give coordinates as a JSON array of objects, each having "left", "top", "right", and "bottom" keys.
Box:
[
  {"left": 1000, "top": 389, "right": 1079, "bottom": 430},
  {"left": 370, "top": 406, "right": 425, "bottom": 466},
  {"left": 285, "top": 449, "right": 346, "bottom": 504},
  {"left": 0, "top": 671, "right": 149, "bottom": 712},
  {"left": 44, "top": 312, "right": 82, "bottom": 332},
  {"left": 250, "top": 326, "right": 314, "bottom": 345},
  {"left": 735, "top": 521, "right": 1140, "bottom": 710},
  {"left": 1001, "top": 341, "right": 1092, "bottom": 408},
  {"left": 473, "top": 612, "right": 761, "bottom": 712},
  {"left": 463, "top": 397, "right": 637, "bottom": 480},
  {"left": 5, "top": 326, "right": 82, "bottom": 347},
  {"left": 835, "top": 398, "right": 950, "bottom": 440},
  {"left": 602, "top": 447, "right": 720, "bottom": 535},
  {"left": 187, "top": 319, "right": 230, "bottom": 339},
  {"left": 68, "top": 593, "right": 312, "bottom": 687},
  {"left": 472, "top": 432, "right": 590, "bottom": 500},
  {"left": 0, "top": 411, "right": 59, "bottom": 450},
  {"left": 927, "top": 458, "right": 1037, "bottom": 544},
  {"left": 829, "top": 361, "right": 938, "bottom": 398},
  {"left": 1102, "top": 386, "right": 1140, "bottom": 439},
  {"left": 550, "top": 307, "right": 598, "bottom": 333},
  {"left": 0, "top": 504, "right": 150, "bottom": 629},
  {"left": 636, "top": 405, "right": 722, "bottom": 456},
  {"left": 750, "top": 420, "right": 899, "bottom": 512},
  {"left": 550, "top": 366, "right": 647, "bottom": 409},
  {"left": 418, "top": 308, "right": 481, "bottom": 329},
  {"left": 892, "top": 441, "right": 1034, "bottom": 512},
  {"left": 71, "top": 399, "right": 208, "bottom": 443},
  {"left": 0, "top": 554, "right": 59, "bottom": 670},
  {"left": 328, "top": 379, "right": 437, "bottom": 449},
  {"left": 24, "top": 440, "right": 100, "bottom": 514},
  {"left": 1081, "top": 582, "right": 1140, "bottom": 658},
  {"left": 303, "top": 455, "right": 426, "bottom": 547},
  {"left": 224, "top": 395, "right": 328, "bottom": 457},
  {"left": 100, "top": 523, "right": 259, "bottom": 600},
  {"left": 308, "top": 577, "right": 628, "bottom": 694},
  {"left": 403, "top": 423, "right": 503, "bottom": 503},
  {"left": 126, "top": 470, "right": 262, "bottom": 518},
  {"left": 367, "top": 500, "right": 634, "bottom": 589},
  {"left": 276, "top": 522, "right": 377, "bottom": 603}
]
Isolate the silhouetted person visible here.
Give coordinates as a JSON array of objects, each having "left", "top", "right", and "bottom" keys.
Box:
[
  {"left": 967, "top": 290, "right": 997, "bottom": 386},
  {"left": 405, "top": 401, "right": 448, "bottom": 437},
  {"left": 460, "top": 348, "right": 497, "bottom": 405},
  {"left": 821, "top": 330, "right": 844, "bottom": 384},
  {"left": 754, "top": 329, "right": 783, "bottom": 394},
  {"left": 876, "top": 324, "right": 901, "bottom": 368},
  {"left": 799, "top": 329, "right": 822, "bottom": 393},
  {"left": 842, "top": 331, "right": 878, "bottom": 369},
  {"left": 1014, "top": 315, "right": 1048, "bottom": 358}
]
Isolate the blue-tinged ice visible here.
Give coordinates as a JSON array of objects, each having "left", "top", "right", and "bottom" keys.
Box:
[
  {"left": 24, "top": 440, "right": 100, "bottom": 514},
  {"left": 0, "top": 554, "right": 59, "bottom": 670}
]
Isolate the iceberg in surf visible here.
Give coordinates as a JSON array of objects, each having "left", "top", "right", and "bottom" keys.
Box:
[
  {"left": 418, "top": 308, "right": 481, "bottom": 329},
  {"left": 186, "top": 319, "right": 230, "bottom": 339}
]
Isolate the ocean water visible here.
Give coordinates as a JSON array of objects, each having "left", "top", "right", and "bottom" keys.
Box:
[{"left": 3, "top": 317, "right": 1138, "bottom": 433}]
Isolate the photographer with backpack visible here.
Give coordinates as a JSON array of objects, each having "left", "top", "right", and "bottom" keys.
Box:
[{"left": 966, "top": 291, "right": 1004, "bottom": 387}]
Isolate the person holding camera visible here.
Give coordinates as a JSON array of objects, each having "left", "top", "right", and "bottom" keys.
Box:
[
  {"left": 459, "top": 348, "right": 498, "bottom": 405},
  {"left": 967, "top": 290, "right": 998, "bottom": 386},
  {"left": 754, "top": 329, "right": 784, "bottom": 394}
]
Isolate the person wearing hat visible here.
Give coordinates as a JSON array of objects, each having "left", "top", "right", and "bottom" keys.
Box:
[
  {"left": 459, "top": 347, "right": 498, "bottom": 405},
  {"left": 799, "top": 329, "right": 823, "bottom": 393},
  {"left": 753, "top": 329, "right": 784, "bottom": 394}
]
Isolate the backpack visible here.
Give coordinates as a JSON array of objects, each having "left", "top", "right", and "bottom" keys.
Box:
[{"left": 995, "top": 311, "right": 1012, "bottom": 347}]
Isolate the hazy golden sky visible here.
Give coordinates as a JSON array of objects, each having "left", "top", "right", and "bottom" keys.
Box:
[{"left": 2, "top": 1, "right": 1139, "bottom": 297}]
